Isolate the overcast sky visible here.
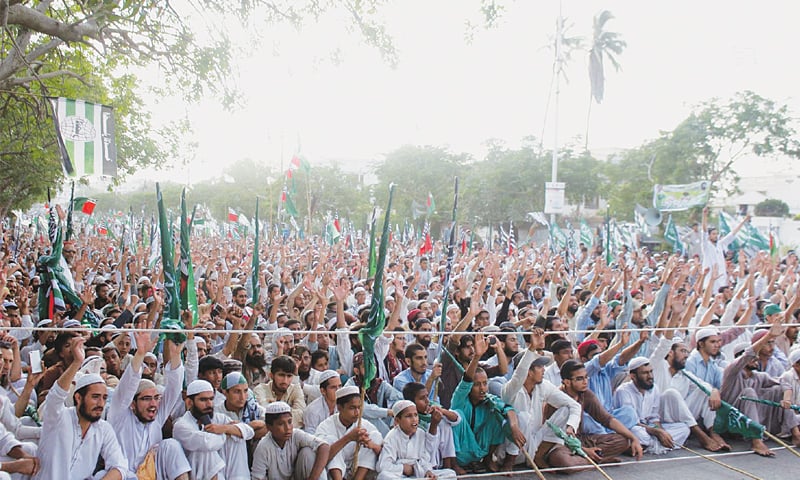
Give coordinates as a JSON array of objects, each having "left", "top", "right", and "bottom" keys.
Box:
[{"left": 129, "top": 0, "right": 800, "bottom": 186}]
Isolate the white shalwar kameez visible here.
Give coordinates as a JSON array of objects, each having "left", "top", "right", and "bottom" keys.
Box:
[
  {"left": 108, "top": 361, "right": 188, "bottom": 480},
  {"left": 302, "top": 396, "right": 336, "bottom": 435},
  {"left": 173, "top": 410, "right": 253, "bottom": 480},
  {"left": 500, "top": 350, "right": 582, "bottom": 461},
  {"left": 650, "top": 336, "right": 716, "bottom": 429},
  {"left": 33, "top": 382, "right": 128, "bottom": 480},
  {"left": 614, "top": 381, "right": 690, "bottom": 454},
  {"left": 251, "top": 429, "right": 327, "bottom": 480},
  {"left": 316, "top": 413, "right": 383, "bottom": 476},
  {"left": 213, "top": 405, "right": 257, "bottom": 480},
  {"left": 377, "top": 426, "right": 456, "bottom": 480}
]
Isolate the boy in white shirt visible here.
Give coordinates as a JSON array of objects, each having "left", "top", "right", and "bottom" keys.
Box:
[
  {"left": 377, "top": 400, "right": 456, "bottom": 479},
  {"left": 251, "top": 401, "right": 330, "bottom": 480}
]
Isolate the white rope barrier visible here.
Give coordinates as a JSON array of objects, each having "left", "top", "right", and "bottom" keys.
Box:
[{"left": 4, "top": 322, "right": 799, "bottom": 337}]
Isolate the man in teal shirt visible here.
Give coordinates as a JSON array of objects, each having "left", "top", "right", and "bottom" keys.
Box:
[{"left": 451, "top": 333, "right": 525, "bottom": 472}]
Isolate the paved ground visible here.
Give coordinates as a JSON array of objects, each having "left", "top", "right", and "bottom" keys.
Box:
[{"left": 462, "top": 437, "right": 799, "bottom": 480}]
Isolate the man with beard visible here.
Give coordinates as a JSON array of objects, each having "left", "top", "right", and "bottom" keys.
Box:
[
  {"left": 411, "top": 318, "right": 438, "bottom": 369},
  {"left": 174, "top": 379, "right": 255, "bottom": 480},
  {"left": 35, "top": 336, "right": 128, "bottom": 479},
  {"left": 552, "top": 360, "right": 643, "bottom": 463},
  {"left": 453, "top": 333, "right": 526, "bottom": 472},
  {"left": 107, "top": 331, "right": 190, "bottom": 480},
  {"left": 648, "top": 330, "right": 728, "bottom": 452},
  {"left": 392, "top": 344, "right": 442, "bottom": 402},
  {"left": 613, "top": 357, "right": 691, "bottom": 454},
  {"left": 240, "top": 334, "right": 268, "bottom": 387},
  {"left": 686, "top": 326, "right": 746, "bottom": 390},
  {"left": 216, "top": 372, "right": 265, "bottom": 478},
  {"left": 775, "top": 308, "right": 799, "bottom": 357},
  {"left": 720, "top": 321, "right": 798, "bottom": 457}
]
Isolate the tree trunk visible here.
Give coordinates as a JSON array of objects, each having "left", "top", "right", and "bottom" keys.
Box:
[{"left": 584, "top": 89, "right": 593, "bottom": 152}]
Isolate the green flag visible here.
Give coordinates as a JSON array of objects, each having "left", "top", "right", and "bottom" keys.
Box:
[
  {"left": 664, "top": 214, "right": 684, "bottom": 253},
  {"left": 179, "top": 189, "right": 198, "bottom": 326},
  {"left": 359, "top": 185, "right": 395, "bottom": 389},
  {"left": 367, "top": 207, "right": 378, "bottom": 278},
  {"left": 682, "top": 371, "right": 764, "bottom": 440},
  {"left": 281, "top": 188, "right": 299, "bottom": 218},
  {"left": 251, "top": 198, "right": 260, "bottom": 305},
  {"left": 551, "top": 221, "right": 567, "bottom": 249},
  {"left": 580, "top": 219, "right": 593, "bottom": 246},
  {"left": 718, "top": 211, "right": 741, "bottom": 250},
  {"left": 157, "top": 183, "right": 185, "bottom": 340}
]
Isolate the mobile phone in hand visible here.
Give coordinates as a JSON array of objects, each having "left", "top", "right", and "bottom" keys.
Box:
[
  {"left": 29, "top": 350, "right": 43, "bottom": 374},
  {"left": 198, "top": 414, "right": 212, "bottom": 428}
]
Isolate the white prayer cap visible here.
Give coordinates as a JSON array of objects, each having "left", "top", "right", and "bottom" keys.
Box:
[
  {"left": 136, "top": 379, "right": 157, "bottom": 395},
  {"left": 63, "top": 319, "right": 82, "bottom": 328},
  {"left": 144, "top": 352, "right": 158, "bottom": 362},
  {"left": 36, "top": 318, "right": 53, "bottom": 328},
  {"left": 627, "top": 357, "right": 650, "bottom": 372},
  {"left": 318, "top": 370, "right": 339, "bottom": 385},
  {"left": 275, "top": 327, "right": 293, "bottom": 338},
  {"left": 391, "top": 400, "right": 416, "bottom": 418},
  {"left": 194, "top": 337, "right": 207, "bottom": 345},
  {"left": 335, "top": 385, "right": 360, "bottom": 400},
  {"left": 264, "top": 401, "right": 291, "bottom": 415},
  {"left": 186, "top": 379, "right": 214, "bottom": 396},
  {"left": 354, "top": 287, "right": 367, "bottom": 295},
  {"left": 789, "top": 348, "right": 800, "bottom": 365},
  {"left": 695, "top": 327, "right": 719, "bottom": 342},
  {"left": 75, "top": 373, "right": 105, "bottom": 391},
  {"left": 100, "top": 324, "right": 117, "bottom": 331}
]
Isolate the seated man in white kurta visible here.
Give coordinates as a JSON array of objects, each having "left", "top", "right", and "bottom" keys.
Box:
[
  {"left": 34, "top": 336, "right": 128, "bottom": 480},
  {"left": 377, "top": 400, "right": 456, "bottom": 480},
  {"left": 251, "top": 401, "right": 330, "bottom": 480},
  {"left": 316, "top": 385, "right": 383, "bottom": 480},
  {"left": 173, "top": 379, "right": 254, "bottom": 480},
  {"left": 614, "top": 357, "right": 690, "bottom": 454},
  {"left": 302, "top": 370, "right": 341, "bottom": 434}
]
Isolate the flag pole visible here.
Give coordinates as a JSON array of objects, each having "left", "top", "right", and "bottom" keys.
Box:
[
  {"left": 521, "top": 449, "right": 547, "bottom": 480},
  {"left": 678, "top": 445, "right": 763, "bottom": 480}
]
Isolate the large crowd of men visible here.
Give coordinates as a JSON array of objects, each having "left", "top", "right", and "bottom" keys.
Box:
[{"left": 0, "top": 204, "right": 798, "bottom": 479}]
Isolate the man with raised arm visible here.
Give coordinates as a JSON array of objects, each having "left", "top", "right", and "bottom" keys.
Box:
[
  {"left": 34, "top": 337, "right": 128, "bottom": 480},
  {"left": 108, "top": 330, "right": 189, "bottom": 480}
]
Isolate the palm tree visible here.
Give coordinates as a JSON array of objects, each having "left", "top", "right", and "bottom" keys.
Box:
[{"left": 585, "top": 10, "right": 626, "bottom": 151}]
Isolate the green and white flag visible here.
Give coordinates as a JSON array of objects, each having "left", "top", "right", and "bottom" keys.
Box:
[
  {"left": 550, "top": 222, "right": 567, "bottom": 249},
  {"left": 653, "top": 180, "right": 710, "bottom": 211},
  {"left": 50, "top": 97, "right": 117, "bottom": 178},
  {"left": 580, "top": 219, "right": 594, "bottom": 246},
  {"left": 664, "top": 215, "right": 684, "bottom": 253}
]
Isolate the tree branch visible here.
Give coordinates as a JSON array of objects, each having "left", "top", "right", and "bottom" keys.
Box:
[
  {"left": 7, "top": 3, "right": 99, "bottom": 43},
  {"left": 5, "top": 69, "right": 90, "bottom": 87}
]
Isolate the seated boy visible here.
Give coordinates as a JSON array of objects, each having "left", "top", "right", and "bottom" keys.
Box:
[
  {"left": 377, "top": 400, "right": 457, "bottom": 480},
  {"left": 251, "top": 401, "right": 330, "bottom": 480},
  {"left": 402, "top": 382, "right": 464, "bottom": 475}
]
